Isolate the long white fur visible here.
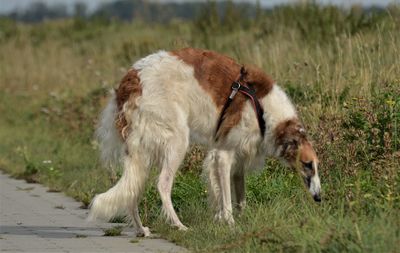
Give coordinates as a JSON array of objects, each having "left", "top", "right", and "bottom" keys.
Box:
[
  {"left": 309, "top": 161, "right": 321, "bottom": 196},
  {"left": 88, "top": 51, "right": 307, "bottom": 235},
  {"left": 95, "top": 91, "right": 124, "bottom": 167}
]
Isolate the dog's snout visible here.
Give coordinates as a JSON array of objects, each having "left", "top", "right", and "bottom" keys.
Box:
[{"left": 313, "top": 194, "right": 321, "bottom": 202}]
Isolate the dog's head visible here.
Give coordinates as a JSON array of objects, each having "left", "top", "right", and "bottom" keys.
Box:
[{"left": 275, "top": 119, "right": 321, "bottom": 202}]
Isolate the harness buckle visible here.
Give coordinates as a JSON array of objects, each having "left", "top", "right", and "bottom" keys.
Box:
[{"left": 229, "top": 82, "right": 241, "bottom": 99}]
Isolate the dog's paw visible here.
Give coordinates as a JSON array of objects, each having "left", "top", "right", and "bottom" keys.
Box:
[
  {"left": 226, "top": 216, "right": 235, "bottom": 227},
  {"left": 237, "top": 201, "right": 247, "bottom": 213},
  {"left": 172, "top": 223, "right": 188, "bottom": 231},
  {"left": 136, "top": 226, "right": 151, "bottom": 237},
  {"left": 177, "top": 224, "right": 188, "bottom": 231},
  {"left": 214, "top": 211, "right": 223, "bottom": 222},
  {"left": 214, "top": 211, "right": 235, "bottom": 226}
]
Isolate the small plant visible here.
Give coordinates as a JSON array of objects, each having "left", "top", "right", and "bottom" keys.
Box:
[
  {"left": 78, "top": 191, "right": 94, "bottom": 209},
  {"left": 109, "top": 216, "right": 126, "bottom": 223},
  {"left": 16, "top": 148, "right": 40, "bottom": 183},
  {"left": 103, "top": 226, "right": 124, "bottom": 236}
]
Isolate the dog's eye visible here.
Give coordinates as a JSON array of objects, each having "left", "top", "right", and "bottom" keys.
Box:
[
  {"left": 282, "top": 139, "right": 299, "bottom": 154},
  {"left": 302, "top": 161, "right": 313, "bottom": 170},
  {"left": 289, "top": 140, "right": 298, "bottom": 148}
]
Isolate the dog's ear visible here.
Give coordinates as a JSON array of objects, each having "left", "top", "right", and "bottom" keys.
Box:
[
  {"left": 241, "top": 65, "right": 263, "bottom": 84},
  {"left": 240, "top": 66, "right": 248, "bottom": 76},
  {"left": 240, "top": 66, "right": 248, "bottom": 81},
  {"left": 241, "top": 65, "right": 274, "bottom": 90}
]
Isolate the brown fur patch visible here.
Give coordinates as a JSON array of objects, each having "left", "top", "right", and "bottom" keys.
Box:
[
  {"left": 115, "top": 68, "right": 142, "bottom": 139},
  {"left": 171, "top": 48, "right": 274, "bottom": 139},
  {"left": 299, "top": 142, "right": 318, "bottom": 164},
  {"left": 274, "top": 118, "right": 317, "bottom": 173},
  {"left": 299, "top": 142, "right": 317, "bottom": 176},
  {"left": 274, "top": 118, "right": 307, "bottom": 162}
]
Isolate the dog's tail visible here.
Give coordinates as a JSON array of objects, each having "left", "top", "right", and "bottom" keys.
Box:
[
  {"left": 88, "top": 91, "right": 148, "bottom": 222},
  {"left": 95, "top": 90, "right": 124, "bottom": 168}
]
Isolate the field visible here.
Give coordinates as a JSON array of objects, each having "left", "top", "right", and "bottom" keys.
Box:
[{"left": 0, "top": 3, "right": 399, "bottom": 252}]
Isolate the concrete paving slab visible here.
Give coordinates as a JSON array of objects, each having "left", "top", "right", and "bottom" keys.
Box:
[{"left": 0, "top": 172, "right": 187, "bottom": 253}]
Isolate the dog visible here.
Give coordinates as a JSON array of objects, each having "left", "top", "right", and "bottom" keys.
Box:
[{"left": 88, "top": 48, "right": 321, "bottom": 237}]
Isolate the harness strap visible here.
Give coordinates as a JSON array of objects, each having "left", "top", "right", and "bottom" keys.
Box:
[{"left": 215, "top": 81, "right": 266, "bottom": 140}]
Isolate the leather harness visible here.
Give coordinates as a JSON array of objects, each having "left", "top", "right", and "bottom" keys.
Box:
[{"left": 215, "top": 74, "right": 266, "bottom": 140}]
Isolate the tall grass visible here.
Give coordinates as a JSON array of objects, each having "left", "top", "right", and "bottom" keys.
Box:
[{"left": 0, "top": 3, "right": 399, "bottom": 252}]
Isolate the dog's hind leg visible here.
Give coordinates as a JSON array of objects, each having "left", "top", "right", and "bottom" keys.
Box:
[
  {"left": 157, "top": 128, "right": 189, "bottom": 230},
  {"left": 123, "top": 153, "right": 151, "bottom": 237},
  {"left": 131, "top": 204, "right": 150, "bottom": 237},
  {"left": 89, "top": 149, "right": 151, "bottom": 237}
]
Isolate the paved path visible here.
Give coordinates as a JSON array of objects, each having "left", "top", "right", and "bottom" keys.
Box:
[{"left": 0, "top": 172, "right": 186, "bottom": 253}]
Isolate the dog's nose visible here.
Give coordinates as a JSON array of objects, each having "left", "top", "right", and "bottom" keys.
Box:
[{"left": 313, "top": 194, "right": 321, "bottom": 202}]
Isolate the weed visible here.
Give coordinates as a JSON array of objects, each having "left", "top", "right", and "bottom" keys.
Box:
[
  {"left": 17, "top": 149, "right": 40, "bottom": 183},
  {"left": 103, "top": 226, "right": 124, "bottom": 236},
  {"left": 109, "top": 216, "right": 126, "bottom": 224}
]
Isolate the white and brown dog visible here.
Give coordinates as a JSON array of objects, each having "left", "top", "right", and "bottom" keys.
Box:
[{"left": 88, "top": 48, "right": 321, "bottom": 237}]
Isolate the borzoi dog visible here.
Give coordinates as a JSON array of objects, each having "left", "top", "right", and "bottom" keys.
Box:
[{"left": 88, "top": 48, "right": 321, "bottom": 237}]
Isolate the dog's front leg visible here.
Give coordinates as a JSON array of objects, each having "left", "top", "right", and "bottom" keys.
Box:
[
  {"left": 233, "top": 170, "right": 246, "bottom": 213},
  {"left": 214, "top": 150, "right": 235, "bottom": 225}
]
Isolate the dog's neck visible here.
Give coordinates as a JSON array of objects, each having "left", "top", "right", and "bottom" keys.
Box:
[{"left": 260, "top": 84, "right": 298, "bottom": 157}]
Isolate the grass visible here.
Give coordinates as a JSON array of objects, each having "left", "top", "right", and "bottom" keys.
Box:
[
  {"left": 0, "top": 3, "right": 399, "bottom": 252},
  {"left": 103, "top": 226, "right": 124, "bottom": 236}
]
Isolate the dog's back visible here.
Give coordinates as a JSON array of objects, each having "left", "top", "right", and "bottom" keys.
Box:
[{"left": 114, "top": 48, "right": 275, "bottom": 145}]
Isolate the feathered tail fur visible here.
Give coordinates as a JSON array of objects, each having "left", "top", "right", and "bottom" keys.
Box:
[
  {"left": 88, "top": 91, "right": 147, "bottom": 222},
  {"left": 95, "top": 91, "right": 124, "bottom": 168}
]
